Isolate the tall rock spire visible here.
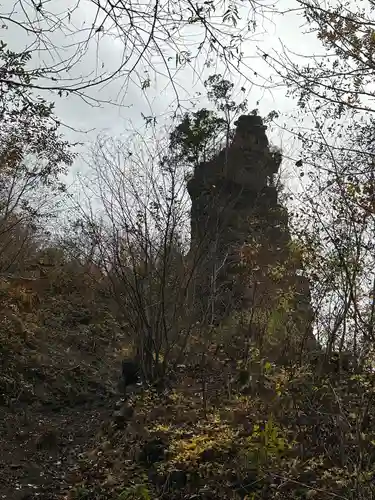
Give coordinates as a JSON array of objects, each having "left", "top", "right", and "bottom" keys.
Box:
[{"left": 187, "top": 114, "right": 316, "bottom": 360}]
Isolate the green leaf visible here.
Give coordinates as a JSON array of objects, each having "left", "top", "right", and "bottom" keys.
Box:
[{"left": 264, "top": 361, "right": 272, "bottom": 372}]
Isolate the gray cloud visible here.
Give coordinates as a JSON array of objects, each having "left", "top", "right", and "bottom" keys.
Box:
[{"left": 1, "top": 0, "right": 324, "bottom": 187}]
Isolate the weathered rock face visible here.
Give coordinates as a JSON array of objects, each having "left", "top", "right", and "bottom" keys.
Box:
[{"left": 187, "top": 114, "right": 316, "bottom": 359}]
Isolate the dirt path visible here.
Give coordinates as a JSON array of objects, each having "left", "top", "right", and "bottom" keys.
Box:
[{"left": 0, "top": 393, "right": 121, "bottom": 500}]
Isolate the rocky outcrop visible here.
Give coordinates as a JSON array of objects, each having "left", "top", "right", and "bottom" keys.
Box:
[{"left": 187, "top": 114, "right": 316, "bottom": 359}]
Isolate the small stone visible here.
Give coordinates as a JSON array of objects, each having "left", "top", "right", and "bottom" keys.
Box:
[
  {"left": 101, "top": 440, "right": 112, "bottom": 451},
  {"left": 112, "top": 404, "right": 134, "bottom": 428}
]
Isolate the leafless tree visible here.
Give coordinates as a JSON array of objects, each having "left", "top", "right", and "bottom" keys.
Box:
[
  {"left": 0, "top": 118, "right": 73, "bottom": 273},
  {"left": 263, "top": 0, "right": 375, "bottom": 117},
  {"left": 281, "top": 111, "right": 375, "bottom": 369},
  {"left": 70, "top": 127, "right": 219, "bottom": 383},
  {"left": 0, "top": 0, "right": 273, "bottom": 108},
  {"left": 248, "top": 0, "right": 375, "bottom": 368}
]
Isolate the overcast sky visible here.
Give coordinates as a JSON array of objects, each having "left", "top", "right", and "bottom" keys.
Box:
[{"left": 2, "top": 0, "right": 325, "bottom": 186}]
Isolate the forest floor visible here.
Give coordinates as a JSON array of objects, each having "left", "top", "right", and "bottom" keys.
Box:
[
  {"left": 0, "top": 315, "right": 247, "bottom": 500},
  {"left": 0, "top": 302, "right": 127, "bottom": 500},
  {"left": 0, "top": 392, "right": 120, "bottom": 500},
  {"left": 1, "top": 305, "right": 374, "bottom": 500}
]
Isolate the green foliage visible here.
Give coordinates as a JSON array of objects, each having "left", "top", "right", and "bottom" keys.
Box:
[
  {"left": 244, "top": 416, "right": 292, "bottom": 466},
  {"left": 167, "top": 423, "right": 236, "bottom": 465},
  {"left": 69, "top": 486, "right": 91, "bottom": 499},
  {"left": 169, "top": 108, "right": 226, "bottom": 164},
  {"left": 118, "top": 484, "right": 151, "bottom": 500},
  {"left": 168, "top": 74, "right": 249, "bottom": 167},
  {"left": 205, "top": 74, "right": 248, "bottom": 118},
  {"left": 0, "top": 42, "right": 74, "bottom": 201}
]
